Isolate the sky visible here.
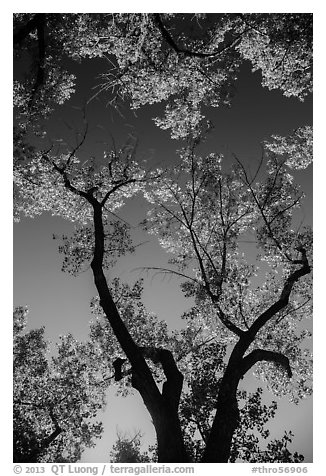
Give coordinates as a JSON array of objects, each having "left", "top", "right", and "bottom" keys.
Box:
[{"left": 12, "top": 12, "right": 314, "bottom": 465}]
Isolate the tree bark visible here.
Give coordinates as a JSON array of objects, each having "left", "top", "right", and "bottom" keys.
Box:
[
  {"left": 155, "top": 410, "right": 189, "bottom": 462},
  {"left": 201, "top": 364, "right": 241, "bottom": 462},
  {"left": 54, "top": 161, "right": 190, "bottom": 462},
  {"left": 90, "top": 201, "right": 189, "bottom": 462}
]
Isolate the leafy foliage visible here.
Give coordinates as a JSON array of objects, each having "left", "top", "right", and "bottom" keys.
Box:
[
  {"left": 14, "top": 137, "right": 148, "bottom": 224},
  {"left": 264, "top": 126, "right": 313, "bottom": 170},
  {"left": 55, "top": 220, "right": 134, "bottom": 276},
  {"left": 14, "top": 13, "right": 312, "bottom": 139},
  {"left": 13, "top": 308, "right": 107, "bottom": 462},
  {"left": 180, "top": 352, "right": 305, "bottom": 464},
  {"left": 110, "top": 430, "right": 155, "bottom": 463},
  {"left": 87, "top": 277, "right": 309, "bottom": 462},
  {"left": 236, "top": 14, "right": 312, "bottom": 101}
]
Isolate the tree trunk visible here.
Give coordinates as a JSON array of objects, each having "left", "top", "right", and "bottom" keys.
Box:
[
  {"left": 154, "top": 409, "right": 189, "bottom": 462},
  {"left": 202, "top": 372, "right": 240, "bottom": 463},
  {"left": 202, "top": 397, "right": 239, "bottom": 462},
  {"left": 90, "top": 202, "right": 188, "bottom": 462}
]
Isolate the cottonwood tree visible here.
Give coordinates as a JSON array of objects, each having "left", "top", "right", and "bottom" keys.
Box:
[
  {"left": 86, "top": 271, "right": 307, "bottom": 463},
  {"left": 142, "top": 131, "right": 312, "bottom": 462},
  {"left": 14, "top": 140, "right": 190, "bottom": 462},
  {"left": 108, "top": 334, "right": 305, "bottom": 463},
  {"left": 13, "top": 12, "right": 312, "bottom": 463},
  {"left": 13, "top": 123, "right": 312, "bottom": 461},
  {"left": 178, "top": 343, "right": 305, "bottom": 463},
  {"left": 13, "top": 307, "right": 107, "bottom": 462},
  {"left": 14, "top": 13, "right": 312, "bottom": 138}
]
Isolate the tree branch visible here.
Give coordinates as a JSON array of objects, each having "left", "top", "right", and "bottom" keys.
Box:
[
  {"left": 268, "top": 193, "right": 304, "bottom": 226},
  {"left": 188, "top": 416, "right": 208, "bottom": 443},
  {"left": 237, "top": 14, "right": 270, "bottom": 37},
  {"left": 153, "top": 13, "right": 244, "bottom": 59},
  {"left": 247, "top": 247, "right": 310, "bottom": 342},
  {"left": 100, "top": 178, "right": 138, "bottom": 207},
  {"left": 240, "top": 349, "right": 292, "bottom": 378},
  {"left": 234, "top": 154, "right": 294, "bottom": 262},
  {"left": 135, "top": 266, "right": 200, "bottom": 286},
  {"left": 213, "top": 305, "right": 245, "bottom": 337},
  {"left": 139, "top": 346, "right": 184, "bottom": 411},
  {"left": 46, "top": 157, "right": 92, "bottom": 202},
  {"left": 19, "top": 405, "right": 63, "bottom": 463},
  {"left": 275, "top": 297, "right": 311, "bottom": 325}
]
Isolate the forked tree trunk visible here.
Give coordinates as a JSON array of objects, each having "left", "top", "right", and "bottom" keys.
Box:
[
  {"left": 68, "top": 182, "right": 310, "bottom": 464},
  {"left": 89, "top": 202, "right": 310, "bottom": 463}
]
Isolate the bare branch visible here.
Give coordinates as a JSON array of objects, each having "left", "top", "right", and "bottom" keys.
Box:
[
  {"left": 133, "top": 266, "right": 200, "bottom": 286},
  {"left": 190, "top": 227, "right": 222, "bottom": 286},
  {"left": 64, "top": 121, "right": 89, "bottom": 170},
  {"left": 249, "top": 145, "right": 265, "bottom": 185},
  {"left": 268, "top": 193, "right": 303, "bottom": 225},
  {"left": 261, "top": 158, "right": 286, "bottom": 211},
  {"left": 275, "top": 297, "right": 311, "bottom": 325},
  {"left": 234, "top": 153, "right": 293, "bottom": 262}
]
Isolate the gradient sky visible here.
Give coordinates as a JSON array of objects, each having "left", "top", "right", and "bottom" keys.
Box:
[{"left": 13, "top": 33, "right": 313, "bottom": 463}]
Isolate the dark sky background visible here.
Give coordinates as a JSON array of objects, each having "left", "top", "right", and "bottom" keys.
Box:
[{"left": 13, "top": 34, "right": 313, "bottom": 462}]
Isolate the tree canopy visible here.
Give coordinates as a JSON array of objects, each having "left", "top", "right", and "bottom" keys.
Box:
[
  {"left": 13, "top": 12, "right": 313, "bottom": 464},
  {"left": 14, "top": 13, "right": 312, "bottom": 137}
]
